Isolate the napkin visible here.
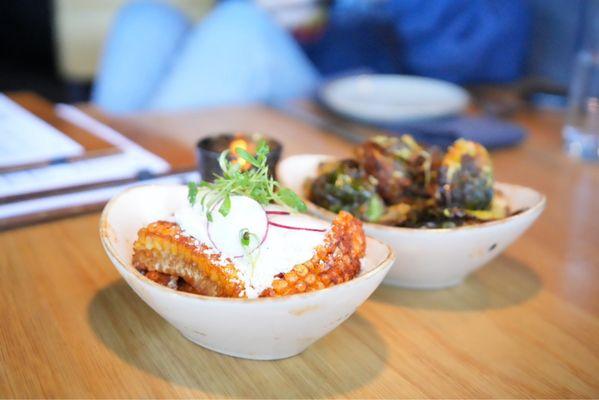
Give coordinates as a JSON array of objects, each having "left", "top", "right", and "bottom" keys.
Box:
[{"left": 377, "top": 116, "right": 527, "bottom": 150}]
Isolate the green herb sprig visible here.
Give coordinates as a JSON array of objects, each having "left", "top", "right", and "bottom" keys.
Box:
[
  {"left": 239, "top": 227, "right": 261, "bottom": 277},
  {"left": 188, "top": 140, "right": 306, "bottom": 219}
]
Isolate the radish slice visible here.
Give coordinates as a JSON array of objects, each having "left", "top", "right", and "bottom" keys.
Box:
[
  {"left": 207, "top": 196, "right": 268, "bottom": 257},
  {"left": 265, "top": 210, "right": 290, "bottom": 216},
  {"left": 268, "top": 221, "right": 327, "bottom": 233}
]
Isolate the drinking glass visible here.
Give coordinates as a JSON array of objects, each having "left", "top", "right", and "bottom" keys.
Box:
[
  {"left": 562, "top": 1, "right": 599, "bottom": 161},
  {"left": 563, "top": 51, "right": 599, "bottom": 161}
]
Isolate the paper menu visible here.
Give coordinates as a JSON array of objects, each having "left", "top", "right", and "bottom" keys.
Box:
[
  {"left": 0, "top": 94, "right": 84, "bottom": 168},
  {"left": 0, "top": 171, "right": 198, "bottom": 225},
  {"left": 0, "top": 150, "right": 165, "bottom": 198},
  {"left": 0, "top": 104, "right": 170, "bottom": 199}
]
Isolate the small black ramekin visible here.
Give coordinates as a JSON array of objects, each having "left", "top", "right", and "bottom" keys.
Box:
[{"left": 196, "top": 133, "right": 282, "bottom": 182}]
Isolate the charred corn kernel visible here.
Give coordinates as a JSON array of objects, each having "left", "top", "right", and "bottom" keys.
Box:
[
  {"left": 272, "top": 280, "right": 288, "bottom": 291},
  {"left": 284, "top": 272, "right": 298, "bottom": 284},
  {"left": 132, "top": 221, "right": 244, "bottom": 297},
  {"left": 295, "top": 281, "right": 307, "bottom": 292},
  {"left": 295, "top": 265, "right": 309, "bottom": 277},
  {"left": 315, "top": 262, "right": 328, "bottom": 274},
  {"left": 210, "top": 270, "right": 218, "bottom": 281}
]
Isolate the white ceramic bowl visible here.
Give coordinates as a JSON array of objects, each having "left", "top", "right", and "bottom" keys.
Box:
[
  {"left": 278, "top": 154, "right": 546, "bottom": 289},
  {"left": 99, "top": 185, "right": 394, "bottom": 360}
]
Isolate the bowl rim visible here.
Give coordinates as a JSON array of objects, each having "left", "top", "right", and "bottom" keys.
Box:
[
  {"left": 278, "top": 154, "right": 547, "bottom": 234},
  {"left": 99, "top": 184, "right": 395, "bottom": 304}
]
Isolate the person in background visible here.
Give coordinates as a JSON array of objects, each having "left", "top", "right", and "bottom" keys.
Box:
[{"left": 93, "top": 0, "right": 530, "bottom": 114}]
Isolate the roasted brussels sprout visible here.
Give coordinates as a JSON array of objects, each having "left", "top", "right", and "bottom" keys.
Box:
[
  {"left": 308, "top": 135, "right": 510, "bottom": 228},
  {"left": 437, "top": 139, "right": 494, "bottom": 210},
  {"left": 309, "top": 159, "right": 385, "bottom": 222},
  {"left": 356, "top": 135, "right": 438, "bottom": 204}
]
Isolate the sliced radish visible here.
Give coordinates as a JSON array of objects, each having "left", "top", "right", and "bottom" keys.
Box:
[
  {"left": 207, "top": 196, "right": 268, "bottom": 257},
  {"left": 268, "top": 221, "right": 326, "bottom": 233},
  {"left": 265, "top": 210, "right": 290, "bottom": 216}
]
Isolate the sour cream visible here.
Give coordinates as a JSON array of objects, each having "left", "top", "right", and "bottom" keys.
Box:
[{"left": 174, "top": 194, "right": 328, "bottom": 298}]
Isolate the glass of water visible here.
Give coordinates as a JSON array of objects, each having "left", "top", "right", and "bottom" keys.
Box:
[{"left": 562, "top": 2, "right": 599, "bottom": 161}]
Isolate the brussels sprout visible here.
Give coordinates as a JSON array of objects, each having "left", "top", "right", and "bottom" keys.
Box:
[
  {"left": 437, "top": 139, "right": 494, "bottom": 210},
  {"left": 356, "top": 135, "right": 437, "bottom": 204},
  {"left": 309, "top": 159, "right": 385, "bottom": 222}
]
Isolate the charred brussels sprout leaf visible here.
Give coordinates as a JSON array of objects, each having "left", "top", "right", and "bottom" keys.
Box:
[
  {"left": 363, "top": 194, "right": 385, "bottom": 222},
  {"left": 309, "top": 159, "right": 383, "bottom": 220}
]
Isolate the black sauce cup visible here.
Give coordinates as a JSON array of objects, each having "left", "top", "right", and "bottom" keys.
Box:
[{"left": 196, "top": 133, "right": 282, "bottom": 182}]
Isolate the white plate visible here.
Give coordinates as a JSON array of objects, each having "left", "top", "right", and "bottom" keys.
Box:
[
  {"left": 99, "top": 185, "right": 395, "bottom": 360},
  {"left": 320, "top": 74, "right": 470, "bottom": 124},
  {"left": 278, "top": 154, "right": 546, "bottom": 289}
]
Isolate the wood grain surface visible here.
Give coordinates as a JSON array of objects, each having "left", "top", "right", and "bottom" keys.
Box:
[{"left": 1, "top": 101, "right": 598, "bottom": 398}]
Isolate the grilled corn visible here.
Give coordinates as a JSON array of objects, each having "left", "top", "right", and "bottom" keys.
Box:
[{"left": 132, "top": 211, "right": 365, "bottom": 298}]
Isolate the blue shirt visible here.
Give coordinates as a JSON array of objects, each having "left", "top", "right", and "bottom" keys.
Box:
[{"left": 302, "top": 0, "right": 531, "bottom": 83}]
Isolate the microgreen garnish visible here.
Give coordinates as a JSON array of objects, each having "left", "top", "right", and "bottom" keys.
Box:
[
  {"left": 219, "top": 194, "right": 231, "bottom": 217},
  {"left": 239, "top": 227, "right": 260, "bottom": 277},
  {"left": 187, "top": 181, "right": 199, "bottom": 205},
  {"left": 188, "top": 140, "right": 307, "bottom": 217},
  {"left": 239, "top": 228, "right": 251, "bottom": 247}
]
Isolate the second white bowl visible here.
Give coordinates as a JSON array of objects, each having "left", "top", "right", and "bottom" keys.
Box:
[{"left": 278, "top": 154, "right": 545, "bottom": 289}]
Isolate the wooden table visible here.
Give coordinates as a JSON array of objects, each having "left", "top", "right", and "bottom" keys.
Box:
[{"left": 1, "top": 102, "right": 598, "bottom": 398}]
